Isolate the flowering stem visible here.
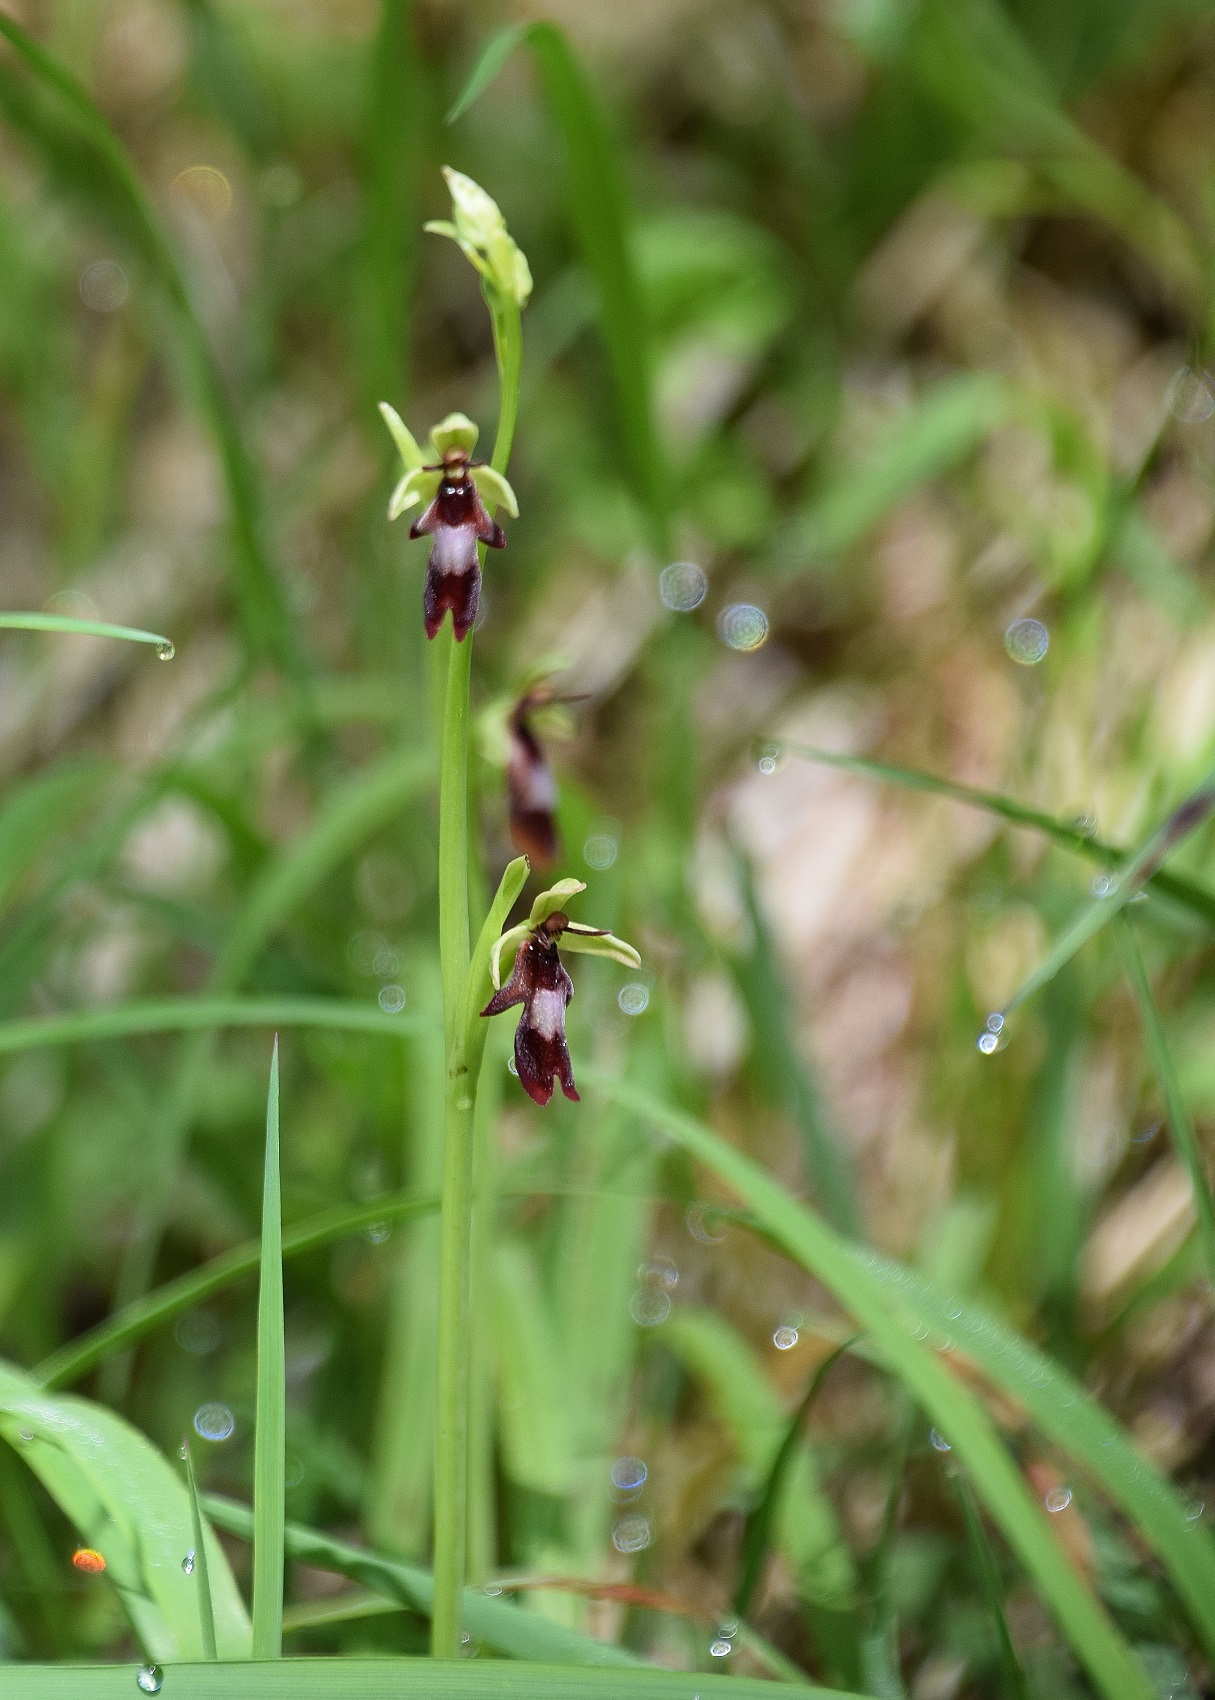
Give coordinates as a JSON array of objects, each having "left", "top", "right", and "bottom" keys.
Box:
[{"left": 431, "top": 289, "right": 522, "bottom": 1659}]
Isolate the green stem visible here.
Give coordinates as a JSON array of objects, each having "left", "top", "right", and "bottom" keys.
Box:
[
  {"left": 1116, "top": 914, "right": 1215, "bottom": 1299},
  {"left": 430, "top": 288, "right": 523, "bottom": 1658}
]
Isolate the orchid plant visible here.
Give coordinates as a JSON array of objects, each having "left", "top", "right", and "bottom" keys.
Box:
[{"left": 379, "top": 172, "right": 639, "bottom": 1657}]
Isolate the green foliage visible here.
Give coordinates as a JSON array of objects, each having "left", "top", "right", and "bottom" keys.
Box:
[{"left": 0, "top": 0, "right": 1213, "bottom": 1693}]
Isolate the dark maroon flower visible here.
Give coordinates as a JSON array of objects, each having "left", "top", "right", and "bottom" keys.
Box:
[
  {"left": 481, "top": 880, "right": 641, "bottom": 1109},
  {"left": 379, "top": 408, "right": 518, "bottom": 643},
  {"left": 481, "top": 912, "right": 579, "bottom": 1105},
  {"left": 410, "top": 446, "right": 505, "bottom": 642},
  {"left": 507, "top": 688, "right": 560, "bottom": 868}
]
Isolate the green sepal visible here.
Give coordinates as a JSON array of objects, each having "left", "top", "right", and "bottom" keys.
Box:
[
  {"left": 560, "top": 925, "right": 642, "bottom": 972},
  {"left": 430, "top": 412, "right": 480, "bottom": 458},
  {"left": 388, "top": 467, "right": 440, "bottom": 521},
  {"left": 465, "top": 856, "right": 531, "bottom": 1039},
  {"left": 528, "top": 879, "right": 586, "bottom": 926},
  {"left": 472, "top": 464, "right": 519, "bottom": 519},
  {"left": 378, "top": 402, "right": 425, "bottom": 472}
]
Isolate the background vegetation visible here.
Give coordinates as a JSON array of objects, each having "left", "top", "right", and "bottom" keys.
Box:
[{"left": 4, "top": 0, "right": 1215, "bottom": 1696}]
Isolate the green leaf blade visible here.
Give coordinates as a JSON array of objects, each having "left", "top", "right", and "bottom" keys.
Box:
[{"left": 252, "top": 1041, "right": 286, "bottom": 1659}]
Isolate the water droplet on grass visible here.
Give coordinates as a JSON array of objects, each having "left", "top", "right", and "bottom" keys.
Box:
[
  {"left": 174, "top": 1309, "right": 221, "bottom": 1355},
  {"left": 362, "top": 1221, "right": 391, "bottom": 1244},
  {"left": 660, "top": 562, "right": 707, "bottom": 611},
  {"left": 773, "top": 1325, "right": 799, "bottom": 1350},
  {"left": 1004, "top": 617, "right": 1049, "bottom": 665},
  {"left": 484, "top": 1582, "right": 503, "bottom": 1595},
  {"left": 378, "top": 983, "right": 406, "bottom": 1013},
  {"left": 709, "top": 1638, "right": 732, "bottom": 1657},
  {"left": 1090, "top": 874, "right": 1112, "bottom": 898},
  {"left": 930, "top": 1428, "right": 952, "bottom": 1452},
  {"left": 717, "top": 603, "right": 768, "bottom": 652},
  {"left": 985, "top": 1012, "right": 1004, "bottom": 1033},
  {"left": 182, "top": 1550, "right": 195, "bottom": 1575},
  {"left": 757, "top": 741, "right": 783, "bottom": 775},
  {"left": 136, "top": 1668, "right": 164, "bottom": 1694},
  {"left": 686, "top": 1202, "right": 727, "bottom": 1244},
  {"left": 193, "top": 1402, "right": 235, "bottom": 1442},
  {"left": 630, "top": 1288, "right": 670, "bottom": 1326},
  {"left": 977, "top": 1031, "right": 999, "bottom": 1054},
  {"left": 612, "top": 1513, "right": 651, "bottom": 1553},
  {"left": 156, "top": 641, "right": 175, "bottom": 661},
  {"left": 611, "top": 1456, "right": 647, "bottom": 1495},
  {"left": 639, "top": 1255, "right": 678, "bottom": 1288},
  {"left": 618, "top": 983, "right": 649, "bottom": 1015},
  {"left": 1167, "top": 366, "right": 1215, "bottom": 423},
  {"left": 1045, "top": 1486, "right": 1072, "bottom": 1512},
  {"left": 80, "top": 259, "right": 129, "bottom": 313}
]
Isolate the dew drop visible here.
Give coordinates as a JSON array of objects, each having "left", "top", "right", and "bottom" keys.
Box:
[
  {"left": 362, "top": 1221, "right": 391, "bottom": 1244},
  {"left": 773, "top": 1325, "right": 799, "bottom": 1350},
  {"left": 156, "top": 641, "right": 175, "bottom": 662},
  {"left": 929, "top": 1428, "right": 952, "bottom": 1453},
  {"left": 659, "top": 561, "right": 707, "bottom": 612},
  {"left": 484, "top": 1582, "right": 504, "bottom": 1596},
  {"left": 174, "top": 1308, "right": 221, "bottom": 1356},
  {"left": 582, "top": 832, "right": 618, "bottom": 870},
  {"left": 709, "top": 1639, "right": 732, "bottom": 1658},
  {"left": 686, "top": 1202, "right": 727, "bottom": 1244},
  {"left": 612, "top": 1513, "right": 652, "bottom": 1553},
  {"left": 193, "top": 1402, "right": 235, "bottom": 1442},
  {"left": 1167, "top": 365, "right": 1215, "bottom": 424},
  {"left": 1004, "top": 617, "right": 1049, "bottom": 665},
  {"left": 756, "top": 741, "right": 783, "bottom": 776},
  {"left": 1044, "top": 1486, "right": 1072, "bottom": 1513},
  {"left": 1186, "top": 1498, "right": 1204, "bottom": 1522},
  {"left": 507, "top": 1054, "right": 518, "bottom": 1077},
  {"left": 985, "top": 1012, "right": 1004, "bottom": 1034},
  {"left": 630, "top": 1287, "right": 671, "bottom": 1326},
  {"left": 638, "top": 1255, "right": 679, "bottom": 1288},
  {"left": 977, "top": 1031, "right": 999, "bottom": 1055},
  {"left": 136, "top": 1667, "right": 164, "bottom": 1694},
  {"left": 17, "top": 1428, "right": 33, "bottom": 1444},
  {"left": 717, "top": 603, "right": 768, "bottom": 652},
  {"left": 1090, "top": 874, "right": 1112, "bottom": 898},
  {"left": 285, "top": 1455, "right": 305, "bottom": 1488},
  {"left": 80, "top": 259, "right": 129, "bottom": 313},
  {"left": 611, "top": 1456, "right": 648, "bottom": 1495},
  {"left": 182, "top": 1550, "right": 196, "bottom": 1575},
  {"left": 378, "top": 982, "right": 406, "bottom": 1014},
  {"left": 618, "top": 983, "right": 649, "bottom": 1016}
]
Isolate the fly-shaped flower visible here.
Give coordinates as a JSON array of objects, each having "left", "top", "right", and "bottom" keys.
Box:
[
  {"left": 378, "top": 406, "right": 518, "bottom": 642},
  {"left": 481, "top": 880, "right": 640, "bottom": 1106}
]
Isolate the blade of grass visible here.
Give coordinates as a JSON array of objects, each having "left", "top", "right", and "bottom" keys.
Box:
[
  {"left": 951, "top": 1467, "right": 1028, "bottom": 1700},
  {"left": 203, "top": 1494, "right": 645, "bottom": 1668},
  {"left": 11, "top": 1658, "right": 863, "bottom": 1698},
  {"left": 859, "top": 1399, "right": 913, "bottom": 1700},
  {"left": 732, "top": 854, "right": 859, "bottom": 1235},
  {"left": 734, "top": 1339, "right": 858, "bottom": 1620},
  {"left": 1115, "top": 915, "right": 1215, "bottom": 1299},
  {"left": 587, "top": 1071, "right": 1154, "bottom": 1700},
  {"left": 1001, "top": 772, "right": 1215, "bottom": 1016},
  {"left": 771, "top": 742, "right": 1215, "bottom": 928},
  {"left": 0, "top": 995, "right": 433, "bottom": 1057},
  {"left": 447, "top": 24, "right": 669, "bottom": 549},
  {"left": 0, "top": 612, "right": 174, "bottom": 651},
  {"left": 0, "top": 17, "right": 303, "bottom": 683},
  {"left": 0, "top": 1359, "right": 250, "bottom": 1657},
  {"left": 184, "top": 1443, "right": 218, "bottom": 1662},
  {"left": 665, "top": 1309, "right": 856, "bottom": 1617},
  {"left": 357, "top": 0, "right": 421, "bottom": 413},
  {"left": 833, "top": 1242, "right": 1215, "bottom": 1660},
  {"left": 253, "top": 1041, "right": 285, "bottom": 1659},
  {"left": 34, "top": 1189, "right": 439, "bottom": 1391},
  {"left": 774, "top": 374, "right": 1011, "bottom": 573}
]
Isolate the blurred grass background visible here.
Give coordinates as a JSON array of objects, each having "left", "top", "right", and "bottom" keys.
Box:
[{"left": 3, "top": 0, "right": 1215, "bottom": 1692}]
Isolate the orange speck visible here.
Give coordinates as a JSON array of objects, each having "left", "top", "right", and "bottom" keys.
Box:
[{"left": 71, "top": 1547, "right": 106, "bottom": 1574}]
